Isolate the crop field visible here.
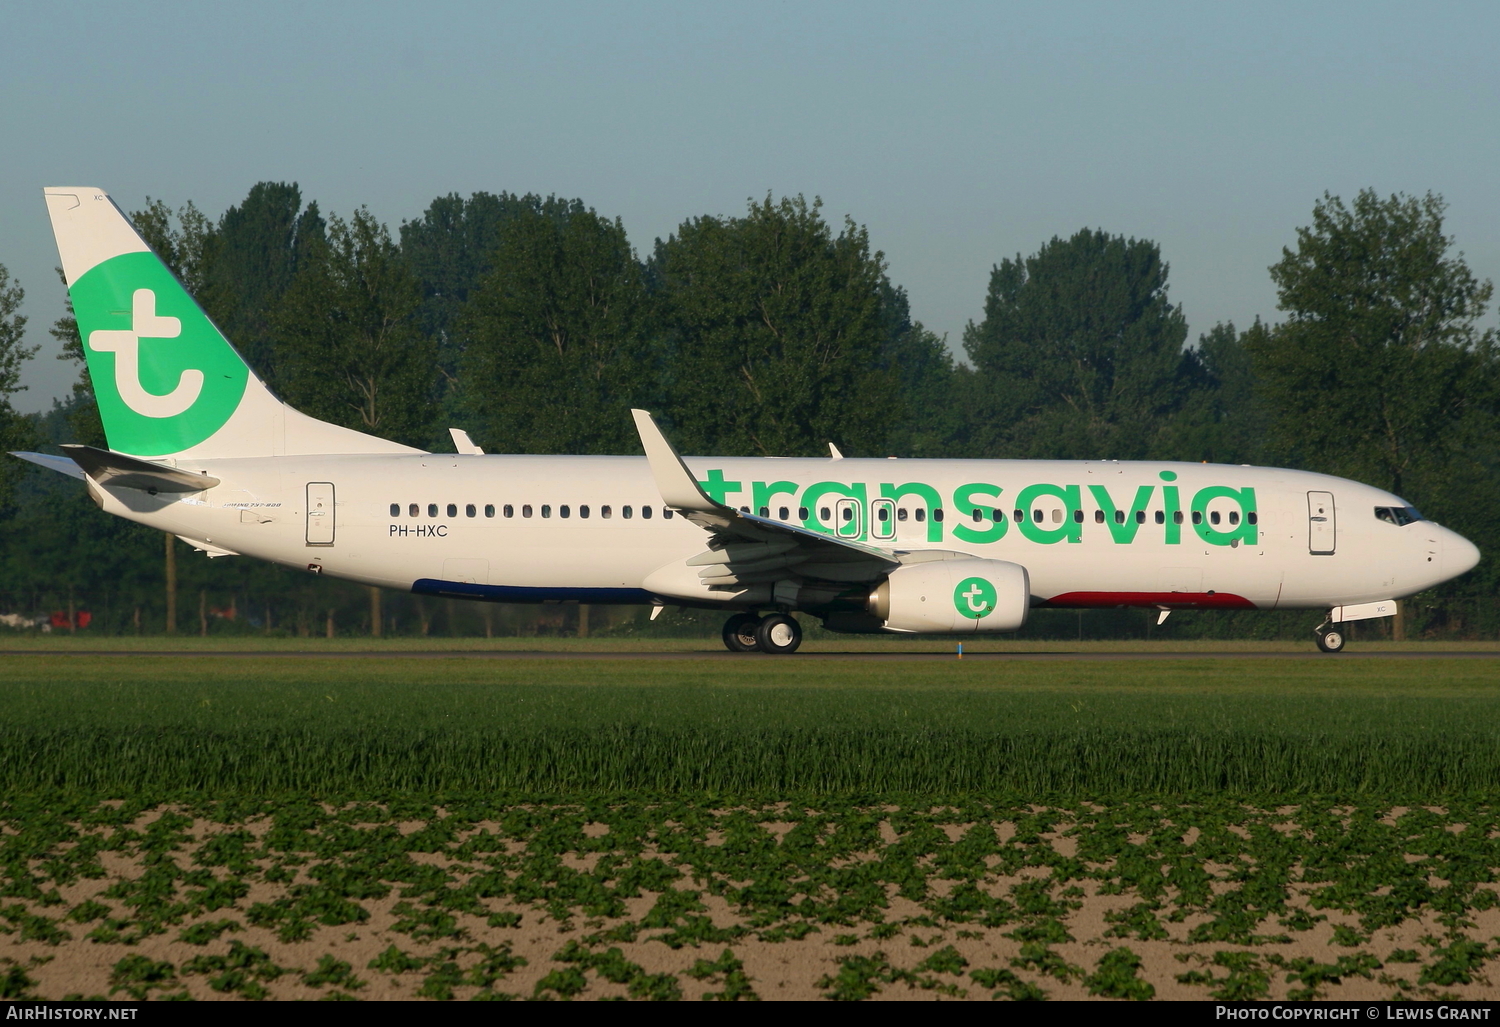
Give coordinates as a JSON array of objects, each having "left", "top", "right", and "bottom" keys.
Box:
[{"left": 2, "top": 651, "right": 1500, "bottom": 1000}]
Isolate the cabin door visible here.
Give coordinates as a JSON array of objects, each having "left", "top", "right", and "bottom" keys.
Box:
[
  {"left": 306, "top": 482, "right": 335, "bottom": 545},
  {"left": 1307, "top": 491, "right": 1335, "bottom": 555}
]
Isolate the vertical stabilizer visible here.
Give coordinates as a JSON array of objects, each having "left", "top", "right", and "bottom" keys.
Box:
[{"left": 43, "top": 188, "right": 421, "bottom": 460}]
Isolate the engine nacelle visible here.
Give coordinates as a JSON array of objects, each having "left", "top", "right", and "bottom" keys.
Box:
[{"left": 868, "top": 558, "right": 1030, "bottom": 633}]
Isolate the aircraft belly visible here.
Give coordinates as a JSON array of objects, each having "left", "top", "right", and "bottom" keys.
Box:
[{"left": 1023, "top": 545, "right": 1284, "bottom": 609}]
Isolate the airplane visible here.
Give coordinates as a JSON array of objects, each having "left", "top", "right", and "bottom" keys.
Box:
[{"left": 10, "top": 187, "right": 1482, "bottom": 655}]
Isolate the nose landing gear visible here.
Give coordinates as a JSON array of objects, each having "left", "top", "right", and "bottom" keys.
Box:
[
  {"left": 1314, "top": 623, "right": 1347, "bottom": 653},
  {"left": 721, "top": 612, "right": 804, "bottom": 654}
]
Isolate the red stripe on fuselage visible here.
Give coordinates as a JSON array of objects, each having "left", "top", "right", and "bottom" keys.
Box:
[{"left": 1043, "top": 591, "right": 1258, "bottom": 610}]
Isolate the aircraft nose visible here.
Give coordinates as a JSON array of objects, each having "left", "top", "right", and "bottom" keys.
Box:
[{"left": 1442, "top": 528, "right": 1481, "bottom": 580}]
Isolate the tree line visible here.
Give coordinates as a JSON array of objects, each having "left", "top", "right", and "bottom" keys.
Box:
[{"left": 0, "top": 184, "right": 1495, "bottom": 635}]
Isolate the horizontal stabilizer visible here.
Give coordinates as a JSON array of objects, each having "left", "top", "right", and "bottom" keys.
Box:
[
  {"left": 60, "top": 444, "right": 219, "bottom": 492},
  {"left": 8, "top": 451, "right": 87, "bottom": 480}
]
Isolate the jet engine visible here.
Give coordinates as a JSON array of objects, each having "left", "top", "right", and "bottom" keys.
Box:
[{"left": 866, "top": 558, "right": 1030, "bottom": 633}]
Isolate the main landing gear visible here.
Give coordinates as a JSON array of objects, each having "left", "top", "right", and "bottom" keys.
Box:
[
  {"left": 722, "top": 612, "right": 804, "bottom": 655},
  {"left": 1314, "top": 622, "right": 1348, "bottom": 653}
]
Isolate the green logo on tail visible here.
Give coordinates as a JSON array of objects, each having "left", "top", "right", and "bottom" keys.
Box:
[
  {"left": 954, "top": 577, "right": 997, "bottom": 619},
  {"left": 71, "top": 252, "right": 247, "bottom": 455}
]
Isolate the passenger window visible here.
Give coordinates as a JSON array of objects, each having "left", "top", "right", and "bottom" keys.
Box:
[
  {"left": 934, "top": 509, "right": 944, "bottom": 522},
  {"left": 992, "top": 509, "right": 1003, "bottom": 522},
  {"left": 779, "top": 506, "right": 789, "bottom": 520},
  {"left": 1115, "top": 510, "right": 1125, "bottom": 524},
  {"left": 972, "top": 509, "right": 983, "bottom": 524},
  {"left": 409, "top": 504, "right": 419, "bottom": 517},
  {"left": 1050, "top": 509, "right": 1061, "bottom": 524},
  {"left": 541, "top": 505, "right": 552, "bottom": 518},
  {"left": 560, "top": 505, "right": 570, "bottom": 518},
  {"left": 465, "top": 504, "right": 476, "bottom": 518},
  {"left": 1135, "top": 511, "right": 1145, "bottom": 524},
  {"left": 1248, "top": 512, "right": 1258, "bottom": 525},
  {"left": 1192, "top": 511, "right": 1202, "bottom": 524},
  {"left": 580, "top": 505, "right": 589, "bottom": 518},
  {"left": 447, "top": 503, "right": 457, "bottom": 518},
  {"left": 1155, "top": 510, "right": 1165, "bottom": 524},
  {"left": 601, "top": 506, "right": 612, "bottom": 518},
  {"left": 1210, "top": 511, "right": 1221, "bottom": 525},
  {"left": 798, "top": 507, "right": 809, "bottom": 520},
  {"left": 428, "top": 503, "right": 439, "bottom": 518},
  {"left": 663, "top": 509, "right": 673, "bottom": 519},
  {"left": 1033, "top": 509, "right": 1043, "bottom": 523},
  {"left": 389, "top": 503, "right": 399, "bottom": 517},
  {"left": 1229, "top": 511, "right": 1240, "bottom": 525},
  {"left": 897, "top": 508, "right": 908, "bottom": 522},
  {"left": 522, "top": 504, "right": 532, "bottom": 518},
  {"left": 486, "top": 504, "right": 497, "bottom": 518},
  {"left": 878, "top": 508, "right": 890, "bottom": 522},
  {"left": 842, "top": 507, "right": 854, "bottom": 522},
  {"left": 1094, "top": 510, "right": 1105, "bottom": 524},
  {"left": 740, "top": 506, "right": 750, "bottom": 513},
  {"left": 1174, "top": 511, "right": 1183, "bottom": 524},
  {"left": 1073, "top": 509, "right": 1084, "bottom": 523},
  {"left": 820, "top": 507, "right": 831, "bottom": 521},
  {"left": 916, "top": 509, "right": 927, "bottom": 523},
  {"left": 642, "top": 506, "right": 652, "bottom": 519},
  {"left": 1013, "top": 509, "right": 1023, "bottom": 522},
  {"left": 623, "top": 506, "right": 633, "bottom": 519}
]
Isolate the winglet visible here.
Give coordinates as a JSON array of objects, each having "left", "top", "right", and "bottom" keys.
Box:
[
  {"left": 449, "top": 428, "right": 484, "bottom": 455},
  {"left": 631, "top": 409, "right": 719, "bottom": 512},
  {"left": 828, "top": 442, "right": 843, "bottom": 460}
]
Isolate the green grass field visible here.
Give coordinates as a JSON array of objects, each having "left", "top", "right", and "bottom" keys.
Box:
[{"left": 3, "top": 651, "right": 1497, "bottom": 796}]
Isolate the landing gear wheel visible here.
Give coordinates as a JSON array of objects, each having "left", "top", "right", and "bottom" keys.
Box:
[
  {"left": 722, "top": 613, "right": 760, "bottom": 653},
  {"left": 756, "top": 614, "right": 803, "bottom": 655},
  {"left": 1315, "top": 625, "right": 1347, "bottom": 653}
]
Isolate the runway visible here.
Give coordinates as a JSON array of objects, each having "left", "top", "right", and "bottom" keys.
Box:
[{"left": 6, "top": 649, "right": 1500, "bottom": 661}]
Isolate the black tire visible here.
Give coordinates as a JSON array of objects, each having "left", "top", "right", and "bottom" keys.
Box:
[
  {"left": 722, "top": 613, "right": 760, "bottom": 653},
  {"left": 1315, "top": 625, "right": 1347, "bottom": 653},
  {"left": 756, "top": 614, "right": 803, "bottom": 654}
]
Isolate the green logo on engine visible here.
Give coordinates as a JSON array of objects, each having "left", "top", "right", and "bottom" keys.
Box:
[
  {"left": 954, "top": 577, "right": 997, "bottom": 619},
  {"left": 69, "top": 251, "right": 247, "bottom": 456}
]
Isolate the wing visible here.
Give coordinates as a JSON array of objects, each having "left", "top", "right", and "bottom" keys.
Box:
[{"left": 632, "top": 410, "right": 898, "bottom": 593}]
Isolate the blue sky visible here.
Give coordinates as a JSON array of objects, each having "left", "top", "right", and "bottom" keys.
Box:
[{"left": 2, "top": 0, "right": 1496, "bottom": 411}]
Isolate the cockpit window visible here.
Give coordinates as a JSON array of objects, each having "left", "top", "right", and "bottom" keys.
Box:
[{"left": 1375, "top": 506, "right": 1423, "bottom": 526}]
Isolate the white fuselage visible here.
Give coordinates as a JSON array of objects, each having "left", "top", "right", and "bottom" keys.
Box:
[{"left": 88, "top": 453, "right": 1477, "bottom": 619}]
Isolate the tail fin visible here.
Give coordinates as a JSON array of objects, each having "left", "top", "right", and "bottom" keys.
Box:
[{"left": 43, "top": 187, "right": 420, "bottom": 460}]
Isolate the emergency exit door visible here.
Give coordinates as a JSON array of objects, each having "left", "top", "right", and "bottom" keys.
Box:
[
  {"left": 835, "top": 498, "right": 863, "bottom": 540},
  {"left": 306, "top": 482, "right": 335, "bottom": 545},
  {"left": 1307, "top": 491, "right": 1335, "bottom": 555}
]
